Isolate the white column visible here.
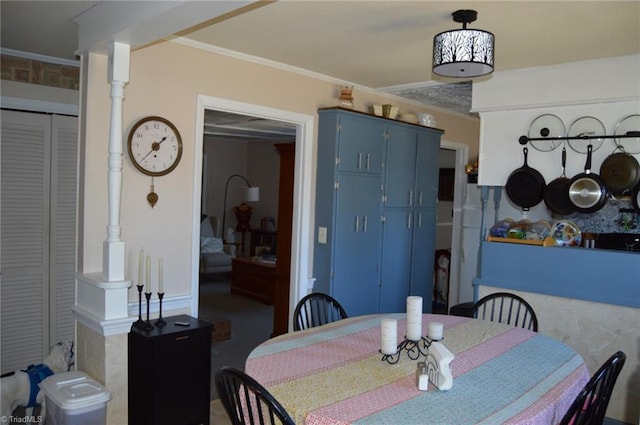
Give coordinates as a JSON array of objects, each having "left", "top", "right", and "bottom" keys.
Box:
[
  {"left": 75, "top": 42, "right": 132, "bottom": 334},
  {"left": 103, "top": 41, "right": 130, "bottom": 282}
]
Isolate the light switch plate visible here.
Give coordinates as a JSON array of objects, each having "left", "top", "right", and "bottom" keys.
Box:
[{"left": 318, "top": 227, "right": 327, "bottom": 244}]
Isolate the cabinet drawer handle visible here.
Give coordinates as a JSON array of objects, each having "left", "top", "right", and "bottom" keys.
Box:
[
  {"left": 408, "top": 190, "right": 413, "bottom": 206},
  {"left": 366, "top": 154, "right": 371, "bottom": 170},
  {"left": 418, "top": 212, "right": 422, "bottom": 229},
  {"left": 418, "top": 191, "right": 423, "bottom": 206},
  {"left": 175, "top": 336, "right": 190, "bottom": 341},
  {"left": 357, "top": 153, "right": 362, "bottom": 170},
  {"left": 355, "top": 216, "right": 359, "bottom": 232},
  {"left": 407, "top": 213, "right": 412, "bottom": 229},
  {"left": 363, "top": 215, "right": 368, "bottom": 232}
]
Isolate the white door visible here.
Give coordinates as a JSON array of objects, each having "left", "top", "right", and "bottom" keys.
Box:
[{"left": 1, "top": 110, "right": 77, "bottom": 372}]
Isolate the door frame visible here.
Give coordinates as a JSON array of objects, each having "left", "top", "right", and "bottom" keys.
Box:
[
  {"left": 440, "top": 139, "right": 469, "bottom": 308},
  {"left": 192, "top": 95, "right": 314, "bottom": 331}
]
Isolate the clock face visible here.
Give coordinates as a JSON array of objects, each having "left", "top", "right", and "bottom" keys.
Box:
[{"left": 127, "top": 116, "right": 183, "bottom": 176}]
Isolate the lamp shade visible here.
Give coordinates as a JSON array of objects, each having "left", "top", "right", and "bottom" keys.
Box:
[
  {"left": 243, "top": 186, "right": 260, "bottom": 202},
  {"left": 433, "top": 10, "right": 494, "bottom": 78}
]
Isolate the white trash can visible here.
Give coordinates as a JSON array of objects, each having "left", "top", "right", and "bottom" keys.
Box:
[{"left": 39, "top": 371, "right": 111, "bottom": 425}]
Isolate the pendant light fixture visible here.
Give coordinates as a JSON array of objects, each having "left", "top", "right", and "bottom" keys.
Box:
[{"left": 433, "top": 10, "right": 494, "bottom": 78}]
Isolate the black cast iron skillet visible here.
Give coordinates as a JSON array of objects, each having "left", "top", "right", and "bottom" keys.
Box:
[
  {"left": 544, "top": 146, "right": 576, "bottom": 215},
  {"left": 505, "top": 147, "right": 546, "bottom": 211},
  {"left": 632, "top": 181, "right": 640, "bottom": 212},
  {"left": 568, "top": 144, "right": 608, "bottom": 213}
]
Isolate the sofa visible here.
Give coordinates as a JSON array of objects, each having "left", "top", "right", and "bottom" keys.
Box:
[{"left": 199, "top": 215, "right": 236, "bottom": 277}]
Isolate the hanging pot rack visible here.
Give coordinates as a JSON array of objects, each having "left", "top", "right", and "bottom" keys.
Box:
[{"left": 519, "top": 131, "right": 640, "bottom": 145}]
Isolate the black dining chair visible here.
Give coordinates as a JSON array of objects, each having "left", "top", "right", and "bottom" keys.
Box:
[
  {"left": 293, "top": 293, "right": 348, "bottom": 331},
  {"left": 215, "top": 366, "right": 295, "bottom": 425},
  {"left": 559, "top": 351, "right": 626, "bottom": 425},
  {"left": 471, "top": 292, "right": 539, "bottom": 332}
]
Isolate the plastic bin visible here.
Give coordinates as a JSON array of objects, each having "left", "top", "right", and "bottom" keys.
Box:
[{"left": 39, "top": 371, "right": 111, "bottom": 425}]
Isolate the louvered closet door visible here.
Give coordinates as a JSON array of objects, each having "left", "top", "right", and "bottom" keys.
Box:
[
  {"left": 49, "top": 115, "right": 78, "bottom": 347},
  {"left": 1, "top": 110, "right": 77, "bottom": 373}
]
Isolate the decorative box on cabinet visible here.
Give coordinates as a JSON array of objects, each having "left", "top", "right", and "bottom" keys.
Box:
[
  {"left": 128, "top": 315, "right": 212, "bottom": 425},
  {"left": 313, "top": 108, "right": 443, "bottom": 316}
]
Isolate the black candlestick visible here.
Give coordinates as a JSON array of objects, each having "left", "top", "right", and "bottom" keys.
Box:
[
  {"left": 133, "top": 284, "right": 145, "bottom": 328},
  {"left": 143, "top": 292, "right": 154, "bottom": 331},
  {"left": 155, "top": 292, "right": 166, "bottom": 327},
  {"left": 380, "top": 336, "right": 434, "bottom": 364}
]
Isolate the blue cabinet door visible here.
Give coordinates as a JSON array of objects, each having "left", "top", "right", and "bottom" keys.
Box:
[
  {"left": 415, "top": 130, "right": 440, "bottom": 208},
  {"left": 337, "top": 114, "right": 384, "bottom": 174},
  {"left": 332, "top": 173, "right": 383, "bottom": 316},
  {"left": 384, "top": 124, "right": 418, "bottom": 207},
  {"left": 380, "top": 209, "right": 413, "bottom": 313},
  {"left": 410, "top": 208, "right": 437, "bottom": 313}
]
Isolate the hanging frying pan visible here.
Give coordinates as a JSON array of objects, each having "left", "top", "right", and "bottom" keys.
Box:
[
  {"left": 632, "top": 182, "right": 640, "bottom": 212},
  {"left": 568, "top": 144, "right": 608, "bottom": 213},
  {"left": 599, "top": 145, "right": 640, "bottom": 196},
  {"left": 505, "top": 147, "right": 546, "bottom": 211},
  {"left": 544, "top": 146, "right": 576, "bottom": 215}
]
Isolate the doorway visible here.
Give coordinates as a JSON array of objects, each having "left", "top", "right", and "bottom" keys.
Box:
[
  {"left": 437, "top": 140, "right": 469, "bottom": 311},
  {"left": 192, "top": 95, "right": 315, "bottom": 335}
]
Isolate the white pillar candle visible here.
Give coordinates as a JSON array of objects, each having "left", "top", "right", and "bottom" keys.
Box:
[
  {"left": 406, "top": 296, "right": 423, "bottom": 341},
  {"left": 138, "top": 249, "right": 144, "bottom": 285},
  {"left": 380, "top": 318, "right": 398, "bottom": 355},
  {"left": 146, "top": 256, "right": 151, "bottom": 293},
  {"left": 158, "top": 258, "right": 163, "bottom": 293},
  {"left": 428, "top": 322, "right": 444, "bottom": 341}
]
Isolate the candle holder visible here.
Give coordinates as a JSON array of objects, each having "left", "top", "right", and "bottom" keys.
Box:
[
  {"left": 133, "top": 284, "right": 145, "bottom": 329},
  {"left": 380, "top": 336, "right": 438, "bottom": 364},
  {"left": 155, "top": 292, "right": 166, "bottom": 327},
  {"left": 143, "top": 292, "right": 154, "bottom": 331}
]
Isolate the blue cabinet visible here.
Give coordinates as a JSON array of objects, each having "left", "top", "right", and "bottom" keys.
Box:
[
  {"left": 314, "top": 108, "right": 443, "bottom": 316},
  {"left": 381, "top": 123, "right": 441, "bottom": 313},
  {"left": 333, "top": 174, "right": 383, "bottom": 316}
]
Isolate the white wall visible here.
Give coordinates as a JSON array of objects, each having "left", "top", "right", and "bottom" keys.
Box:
[{"left": 473, "top": 54, "right": 640, "bottom": 188}]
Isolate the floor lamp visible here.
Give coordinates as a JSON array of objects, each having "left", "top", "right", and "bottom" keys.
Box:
[{"left": 221, "top": 174, "right": 260, "bottom": 244}]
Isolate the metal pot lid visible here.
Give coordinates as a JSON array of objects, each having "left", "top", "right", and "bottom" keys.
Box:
[
  {"left": 568, "top": 177, "right": 604, "bottom": 208},
  {"left": 614, "top": 114, "right": 640, "bottom": 154},
  {"left": 567, "top": 116, "right": 605, "bottom": 153},
  {"left": 528, "top": 114, "right": 565, "bottom": 152}
]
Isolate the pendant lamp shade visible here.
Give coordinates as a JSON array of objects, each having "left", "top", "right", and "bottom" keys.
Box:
[{"left": 433, "top": 10, "right": 494, "bottom": 78}]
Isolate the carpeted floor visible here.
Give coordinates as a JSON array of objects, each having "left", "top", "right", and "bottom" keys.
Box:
[{"left": 198, "top": 273, "right": 274, "bottom": 401}]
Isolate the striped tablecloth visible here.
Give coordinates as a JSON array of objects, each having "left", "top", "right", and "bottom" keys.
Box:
[{"left": 245, "top": 314, "right": 589, "bottom": 425}]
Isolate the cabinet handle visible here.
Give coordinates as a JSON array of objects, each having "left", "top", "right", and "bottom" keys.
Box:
[
  {"left": 357, "top": 153, "right": 362, "bottom": 170},
  {"left": 366, "top": 154, "right": 371, "bottom": 170},
  {"left": 175, "top": 336, "right": 190, "bottom": 341},
  {"left": 418, "top": 212, "right": 422, "bottom": 229},
  {"left": 407, "top": 213, "right": 412, "bottom": 229},
  {"left": 418, "top": 191, "right": 423, "bottom": 206},
  {"left": 355, "top": 216, "right": 360, "bottom": 232},
  {"left": 363, "top": 215, "right": 368, "bottom": 232},
  {"left": 408, "top": 190, "right": 413, "bottom": 206}
]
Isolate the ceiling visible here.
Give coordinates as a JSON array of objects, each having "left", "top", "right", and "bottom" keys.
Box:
[{"left": 2, "top": 1, "right": 639, "bottom": 131}]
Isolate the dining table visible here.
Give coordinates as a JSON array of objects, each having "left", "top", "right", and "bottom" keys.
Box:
[{"left": 245, "top": 313, "right": 590, "bottom": 425}]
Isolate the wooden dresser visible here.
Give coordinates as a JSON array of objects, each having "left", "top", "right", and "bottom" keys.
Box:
[{"left": 231, "top": 257, "right": 276, "bottom": 304}]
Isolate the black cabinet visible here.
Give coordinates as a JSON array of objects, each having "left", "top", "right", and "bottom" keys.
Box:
[{"left": 128, "top": 315, "right": 212, "bottom": 425}]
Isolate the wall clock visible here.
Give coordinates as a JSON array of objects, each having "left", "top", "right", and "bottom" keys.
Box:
[{"left": 127, "top": 116, "right": 183, "bottom": 207}]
